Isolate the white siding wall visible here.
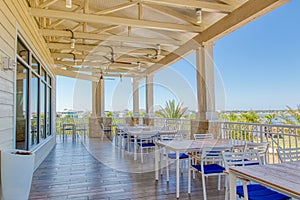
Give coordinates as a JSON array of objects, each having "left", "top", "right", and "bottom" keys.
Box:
[{"left": 0, "top": 0, "right": 56, "bottom": 172}]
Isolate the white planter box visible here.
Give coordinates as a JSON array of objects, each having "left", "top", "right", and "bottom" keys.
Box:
[{"left": 1, "top": 149, "right": 35, "bottom": 200}]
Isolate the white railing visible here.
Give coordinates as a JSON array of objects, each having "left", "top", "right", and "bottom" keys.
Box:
[{"left": 220, "top": 121, "right": 300, "bottom": 163}]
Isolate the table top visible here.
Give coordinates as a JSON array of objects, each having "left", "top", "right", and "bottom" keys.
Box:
[
  {"left": 229, "top": 161, "right": 300, "bottom": 198},
  {"left": 156, "top": 139, "right": 246, "bottom": 151}
]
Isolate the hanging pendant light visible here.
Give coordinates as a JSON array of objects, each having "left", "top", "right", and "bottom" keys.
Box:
[
  {"left": 196, "top": 8, "right": 202, "bottom": 24},
  {"left": 66, "top": 0, "right": 72, "bottom": 8}
]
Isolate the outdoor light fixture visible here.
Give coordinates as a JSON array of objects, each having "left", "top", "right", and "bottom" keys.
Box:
[
  {"left": 66, "top": 0, "right": 72, "bottom": 8},
  {"left": 156, "top": 44, "right": 161, "bottom": 55},
  {"left": 196, "top": 8, "right": 202, "bottom": 24},
  {"left": 137, "top": 61, "right": 141, "bottom": 70},
  {"left": 71, "top": 53, "right": 77, "bottom": 65},
  {"left": 67, "top": 29, "right": 75, "bottom": 49}
]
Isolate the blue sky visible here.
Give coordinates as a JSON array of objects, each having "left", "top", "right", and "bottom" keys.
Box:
[{"left": 57, "top": 0, "right": 300, "bottom": 112}]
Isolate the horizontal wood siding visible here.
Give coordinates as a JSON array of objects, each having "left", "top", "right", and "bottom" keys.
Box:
[{"left": 0, "top": 0, "right": 56, "bottom": 171}]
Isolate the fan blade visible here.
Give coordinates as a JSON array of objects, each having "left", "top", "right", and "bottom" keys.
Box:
[{"left": 114, "top": 61, "right": 133, "bottom": 65}]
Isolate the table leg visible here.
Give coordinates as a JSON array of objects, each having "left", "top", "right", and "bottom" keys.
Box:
[
  {"left": 229, "top": 171, "right": 237, "bottom": 200},
  {"left": 155, "top": 145, "right": 159, "bottom": 180},
  {"left": 176, "top": 150, "right": 180, "bottom": 198},
  {"left": 166, "top": 149, "right": 169, "bottom": 182},
  {"left": 134, "top": 136, "right": 137, "bottom": 161}
]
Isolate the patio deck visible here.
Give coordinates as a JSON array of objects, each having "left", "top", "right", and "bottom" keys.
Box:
[{"left": 29, "top": 136, "right": 226, "bottom": 200}]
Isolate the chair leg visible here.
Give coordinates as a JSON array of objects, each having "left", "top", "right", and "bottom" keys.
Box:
[
  {"left": 140, "top": 146, "right": 144, "bottom": 163},
  {"left": 218, "top": 175, "right": 221, "bottom": 190},
  {"left": 188, "top": 157, "right": 191, "bottom": 193},
  {"left": 202, "top": 174, "right": 207, "bottom": 200}
]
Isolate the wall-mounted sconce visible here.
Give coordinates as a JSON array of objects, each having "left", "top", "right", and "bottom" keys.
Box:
[{"left": 0, "top": 55, "right": 15, "bottom": 71}]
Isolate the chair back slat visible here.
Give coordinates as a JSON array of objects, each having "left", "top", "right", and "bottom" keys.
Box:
[
  {"left": 277, "top": 148, "right": 300, "bottom": 162},
  {"left": 244, "top": 142, "right": 269, "bottom": 164},
  {"left": 194, "top": 133, "right": 214, "bottom": 140},
  {"left": 222, "top": 150, "right": 261, "bottom": 171}
]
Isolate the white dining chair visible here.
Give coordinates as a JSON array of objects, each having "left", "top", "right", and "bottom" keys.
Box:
[
  {"left": 244, "top": 142, "right": 269, "bottom": 164},
  {"left": 277, "top": 147, "right": 300, "bottom": 162},
  {"left": 188, "top": 146, "right": 232, "bottom": 200},
  {"left": 222, "top": 150, "right": 290, "bottom": 200}
]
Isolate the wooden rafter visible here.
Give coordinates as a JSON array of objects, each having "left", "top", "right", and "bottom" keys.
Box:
[
  {"left": 51, "top": 53, "right": 155, "bottom": 64},
  {"left": 94, "top": 2, "right": 137, "bottom": 15},
  {"left": 143, "top": 3, "right": 206, "bottom": 27},
  {"left": 141, "top": 0, "right": 233, "bottom": 13},
  {"left": 47, "top": 42, "right": 169, "bottom": 56},
  {"left": 40, "top": 29, "right": 183, "bottom": 46},
  {"left": 47, "top": 5, "right": 83, "bottom": 28},
  {"left": 38, "top": 0, "right": 59, "bottom": 8},
  {"left": 30, "top": 8, "right": 204, "bottom": 32}
]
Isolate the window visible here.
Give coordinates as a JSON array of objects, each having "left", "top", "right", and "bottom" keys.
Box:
[
  {"left": 16, "top": 62, "right": 29, "bottom": 150},
  {"left": 15, "top": 37, "right": 53, "bottom": 150}
]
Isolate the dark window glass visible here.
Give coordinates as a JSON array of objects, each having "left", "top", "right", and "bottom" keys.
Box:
[
  {"left": 30, "top": 73, "right": 39, "bottom": 146},
  {"left": 16, "top": 62, "right": 28, "bottom": 150},
  {"left": 40, "top": 83, "right": 46, "bottom": 141},
  {"left": 17, "top": 40, "right": 29, "bottom": 63},
  {"left": 46, "top": 87, "right": 51, "bottom": 136},
  {"left": 41, "top": 67, "right": 46, "bottom": 81},
  {"left": 31, "top": 56, "right": 39, "bottom": 74}
]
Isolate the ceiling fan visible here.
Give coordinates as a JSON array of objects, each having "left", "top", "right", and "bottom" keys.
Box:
[{"left": 99, "top": 71, "right": 115, "bottom": 81}]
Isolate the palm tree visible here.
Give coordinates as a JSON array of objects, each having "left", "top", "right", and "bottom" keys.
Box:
[
  {"left": 156, "top": 100, "right": 187, "bottom": 119},
  {"left": 280, "top": 105, "right": 300, "bottom": 125},
  {"left": 240, "top": 110, "right": 261, "bottom": 123},
  {"left": 264, "top": 113, "right": 277, "bottom": 124}
]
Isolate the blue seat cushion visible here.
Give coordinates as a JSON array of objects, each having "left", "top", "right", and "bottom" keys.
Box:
[
  {"left": 192, "top": 164, "right": 225, "bottom": 174},
  {"left": 103, "top": 129, "right": 111, "bottom": 133},
  {"left": 168, "top": 153, "right": 189, "bottom": 159},
  {"left": 138, "top": 143, "right": 155, "bottom": 147},
  {"left": 237, "top": 184, "right": 290, "bottom": 200},
  {"left": 233, "top": 159, "right": 260, "bottom": 166}
]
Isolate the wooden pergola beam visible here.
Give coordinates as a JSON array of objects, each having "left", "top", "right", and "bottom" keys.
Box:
[
  {"left": 51, "top": 53, "right": 155, "bottom": 63},
  {"left": 47, "top": 42, "right": 168, "bottom": 56},
  {"left": 29, "top": 8, "right": 204, "bottom": 32},
  {"left": 144, "top": 0, "right": 290, "bottom": 75},
  {"left": 94, "top": 2, "right": 137, "bottom": 15},
  {"left": 40, "top": 29, "right": 183, "bottom": 46},
  {"left": 141, "top": 0, "right": 233, "bottom": 13},
  {"left": 38, "top": 0, "right": 59, "bottom": 8}
]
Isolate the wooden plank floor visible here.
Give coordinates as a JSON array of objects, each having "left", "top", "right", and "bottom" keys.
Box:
[{"left": 29, "top": 136, "right": 226, "bottom": 200}]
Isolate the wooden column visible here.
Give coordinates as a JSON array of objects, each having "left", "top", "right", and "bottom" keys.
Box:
[
  {"left": 196, "top": 45, "right": 207, "bottom": 120},
  {"left": 204, "top": 43, "right": 218, "bottom": 120},
  {"left": 146, "top": 74, "right": 154, "bottom": 117},
  {"left": 132, "top": 77, "right": 140, "bottom": 125}
]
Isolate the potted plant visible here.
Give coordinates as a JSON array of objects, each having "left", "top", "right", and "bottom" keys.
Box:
[{"left": 1, "top": 149, "right": 35, "bottom": 200}]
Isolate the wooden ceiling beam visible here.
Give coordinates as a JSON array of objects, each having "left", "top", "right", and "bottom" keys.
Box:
[
  {"left": 47, "top": 42, "right": 169, "bottom": 55},
  {"left": 141, "top": 0, "right": 233, "bottom": 13},
  {"left": 38, "top": 0, "right": 59, "bottom": 8},
  {"left": 55, "top": 68, "right": 99, "bottom": 81},
  {"left": 30, "top": 8, "right": 204, "bottom": 32},
  {"left": 55, "top": 60, "right": 139, "bottom": 68},
  {"left": 94, "top": 2, "right": 137, "bottom": 15},
  {"left": 143, "top": 3, "right": 207, "bottom": 27},
  {"left": 40, "top": 29, "right": 183, "bottom": 46},
  {"left": 51, "top": 53, "right": 155, "bottom": 63},
  {"left": 47, "top": 5, "right": 83, "bottom": 28},
  {"left": 144, "top": 0, "right": 290, "bottom": 75}
]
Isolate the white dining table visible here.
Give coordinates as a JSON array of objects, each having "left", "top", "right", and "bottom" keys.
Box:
[
  {"left": 155, "top": 139, "right": 246, "bottom": 198},
  {"left": 229, "top": 160, "right": 300, "bottom": 200},
  {"left": 127, "top": 129, "right": 158, "bottom": 160}
]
